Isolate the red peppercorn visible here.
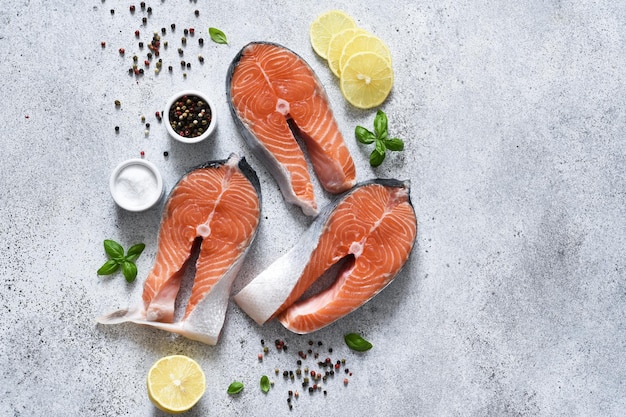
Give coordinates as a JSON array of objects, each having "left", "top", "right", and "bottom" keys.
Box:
[
  {"left": 189, "top": 27, "right": 195, "bottom": 35},
  {"left": 343, "top": 378, "right": 349, "bottom": 385},
  {"left": 144, "top": 60, "right": 150, "bottom": 66},
  {"left": 258, "top": 353, "right": 263, "bottom": 361},
  {"left": 140, "top": 151, "right": 145, "bottom": 157},
  {"left": 118, "top": 48, "right": 125, "bottom": 55},
  {"left": 135, "top": 30, "right": 140, "bottom": 37},
  {"left": 100, "top": 41, "right": 106, "bottom": 47},
  {"left": 130, "top": 5, "right": 135, "bottom": 12}
]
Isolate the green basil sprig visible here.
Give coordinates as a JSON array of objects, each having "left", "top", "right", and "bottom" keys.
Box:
[
  {"left": 344, "top": 333, "right": 373, "bottom": 352},
  {"left": 355, "top": 109, "right": 404, "bottom": 167},
  {"left": 97, "top": 239, "right": 145, "bottom": 282},
  {"left": 259, "top": 375, "right": 270, "bottom": 393},
  {"left": 227, "top": 381, "right": 244, "bottom": 395},
  {"left": 208, "top": 27, "right": 228, "bottom": 44}
]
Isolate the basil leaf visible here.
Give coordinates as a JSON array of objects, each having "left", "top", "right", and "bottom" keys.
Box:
[
  {"left": 227, "top": 381, "right": 244, "bottom": 395},
  {"left": 97, "top": 259, "right": 120, "bottom": 275},
  {"left": 121, "top": 261, "right": 138, "bottom": 283},
  {"left": 355, "top": 126, "right": 376, "bottom": 144},
  {"left": 373, "top": 110, "right": 388, "bottom": 139},
  {"left": 369, "top": 149, "right": 385, "bottom": 167},
  {"left": 209, "top": 27, "right": 228, "bottom": 44},
  {"left": 125, "top": 243, "right": 145, "bottom": 262},
  {"left": 344, "top": 333, "right": 373, "bottom": 351},
  {"left": 104, "top": 239, "right": 124, "bottom": 260},
  {"left": 260, "top": 375, "right": 270, "bottom": 393},
  {"left": 385, "top": 137, "right": 404, "bottom": 152}
]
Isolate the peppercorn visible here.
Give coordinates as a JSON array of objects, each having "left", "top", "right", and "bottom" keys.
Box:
[
  {"left": 114, "top": 100, "right": 121, "bottom": 107},
  {"left": 190, "top": 28, "right": 195, "bottom": 35},
  {"left": 186, "top": 62, "right": 191, "bottom": 69},
  {"left": 145, "top": 123, "right": 150, "bottom": 129},
  {"left": 115, "top": 126, "right": 119, "bottom": 132},
  {"left": 140, "top": 2, "right": 145, "bottom": 9},
  {"left": 147, "top": 52, "right": 153, "bottom": 59},
  {"left": 144, "top": 60, "right": 150, "bottom": 66},
  {"left": 198, "top": 37, "right": 204, "bottom": 45},
  {"left": 194, "top": 9, "right": 199, "bottom": 16},
  {"left": 135, "top": 29, "right": 140, "bottom": 37},
  {"left": 110, "top": 9, "right": 115, "bottom": 15},
  {"left": 118, "top": 48, "right": 125, "bottom": 55},
  {"left": 163, "top": 151, "right": 169, "bottom": 157},
  {"left": 147, "top": 6, "right": 152, "bottom": 14},
  {"left": 181, "top": 36, "right": 187, "bottom": 44},
  {"left": 142, "top": 17, "right": 147, "bottom": 24},
  {"left": 168, "top": 65, "right": 173, "bottom": 71},
  {"left": 100, "top": 41, "right": 106, "bottom": 48},
  {"left": 140, "top": 150, "right": 145, "bottom": 157},
  {"left": 161, "top": 27, "right": 166, "bottom": 34},
  {"left": 130, "top": 5, "right": 135, "bottom": 12},
  {"left": 171, "top": 23, "right": 175, "bottom": 30},
  {"left": 180, "top": 60, "right": 186, "bottom": 67},
  {"left": 178, "top": 48, "right": 183, "bottom": 55},
  {"left": 139, "top": 42, "right": 144, "bottom": 48},
  {"left": 138, "top": 68, "right": 144, "bottom": 74},
  {"left": 198, "top": 55, "right": 204, "bottom": 63}
]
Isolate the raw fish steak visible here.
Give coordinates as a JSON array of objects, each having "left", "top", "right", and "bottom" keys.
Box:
[
  {"left": 226, "top": 41, "right": 356, "bottom": 216},
  {"left": 234, "top": 179, "right": 417, "bottom": 334},
  {"left": 98, "top": 154, "right": 261, "bottom": 345}
]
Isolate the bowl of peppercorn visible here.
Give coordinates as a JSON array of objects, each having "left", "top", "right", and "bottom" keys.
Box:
[{"left": 164, "top": 90, "right": 216, "bottom": 144}]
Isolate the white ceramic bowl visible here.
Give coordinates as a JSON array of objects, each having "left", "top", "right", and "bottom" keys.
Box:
[
  {"left": 109, "top": 159, "right": 164, "bottom": 212},
  {"left": 164, "top": 89, "right": 217, "bottom": 144}
]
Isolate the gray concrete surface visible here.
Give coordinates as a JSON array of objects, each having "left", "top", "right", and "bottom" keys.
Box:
[{"left": 1, "top": 1, "right": 625, "bottom": 416}]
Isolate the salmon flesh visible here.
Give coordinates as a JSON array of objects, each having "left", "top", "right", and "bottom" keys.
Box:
[
  {"left": 226, "top": 41, "right": 356, "bottom": 216},
  {"left": 98, "top": 154, "right": 261, "bottom": 345},
  {"left": 234, "top": 179, "right": 417, "bottom": 334}
]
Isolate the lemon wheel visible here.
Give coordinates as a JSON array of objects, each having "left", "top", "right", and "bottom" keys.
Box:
[
  {"left": 340, "top": 51, "right": 394, "bottom": 109},
  {"left": 327, "top": 28, "right": 368, "bottom": 77},
  {"left": 340, "top": 33, "right": 392, "bottom": 74},
  {"left": 309, "top": 10, "right": 357, "bottom": 60}
]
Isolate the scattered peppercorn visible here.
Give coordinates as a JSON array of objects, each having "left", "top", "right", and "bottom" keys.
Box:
[
  {"left": 129, "top": 5, "right": 135, "bottom": 12},
  {"left": 181, "top": 36, "right": 187, "bottom": 44},
  {"left": 135, "top": 29, "right": 140, "bottom": 37},
  {"left": 140, "top": 2, "right": 145, "bottom": 9},
  {"left": 140, "top": 150, "right": 145, "bottom": 157},
  {"left": 186, "top": 62, "right": 191, "bottom": 69},
  {"left": 114, "top": 100, "right": 121, "bottom": 107},
  {"left": 147, "top": 6, "right": 152, "bottom": 14},
  {"left": 139, "top": 42, "right": 144, "bottom": 48},
  {"left": 171, "top": 23, "right": 176, "bottom": 30},
  {"left": 100, "top": 41, "right": 106, "bottom": 48},
  {"left": 198, "top": 54, "right": 204, "bottom": 63},
  {"left": 118, "top": 48, "right": 125, "bottom": 55},
  {"left": 110, "top": 9, "right": 115, "bottom": 15},
  {"left": 142, "top": 16, "right": 147, "bottom": 24},
  {"left": 198, "top": 37, "right": 204, "bottom": 45},
  {"left": 168, "top": 65, "right": 173, "bottom": 71},
  {"left": 194, "top": 9, "right": 199, "bottom": 16},
  {"left": 115, "top": 126, "right": 119, "bottom": 132},
  {"left": 163, "top": 151, "right": 169, "bottom": 157}
]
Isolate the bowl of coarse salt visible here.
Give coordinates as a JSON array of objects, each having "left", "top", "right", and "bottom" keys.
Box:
[
  {"left": 109, "top": 159, "right": 164, "bottom": 212},
  {"left": 164, "top": 89, "right": 217, "bottom": 144}
]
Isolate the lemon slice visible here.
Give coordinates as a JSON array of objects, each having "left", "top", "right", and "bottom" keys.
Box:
[
  {"left": 339, "top": 33, "right": 392, "bottom": 74},
  {"left": 309, "top": 10, "right": 357, "bottom": 60},
  {"left": 327, "top": 28, "right": 368, "bottom": 77},
  {"left": 147, "top": 355, "right": 206, "bottom": 414},
  {"left": 340, "top": 51, "right": 394, "bottom": 109}
]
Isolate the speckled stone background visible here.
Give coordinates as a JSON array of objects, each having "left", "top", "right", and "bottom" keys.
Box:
[{"left": 1, "top": 1, "right": 625, "bottom": 416}]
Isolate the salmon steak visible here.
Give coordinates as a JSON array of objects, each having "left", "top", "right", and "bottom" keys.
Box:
[
  {"left": 234, "top": 179, "right": 417, "bottom": 334},
  {"left": 98, "top": 154, "right": 261, "bottom": 345},
  {"left": 226, "top": 41, "right": 356, "bottom": 216}
]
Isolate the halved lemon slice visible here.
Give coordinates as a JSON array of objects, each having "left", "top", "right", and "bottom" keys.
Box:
[
  {"left": 309, "top": 10, "right": 357, "bottom": 60},
  {"left": 327, "top": 27, "right": 368, "bottom": 77},
  {"left": 147, "top": 355, "right": 206, "bottom": 414},
  {"left": 340, "top": 51, "right": 394, "bottom": 109},
  {"left": 340, "top": 33, "right": 392, "bottom": 74}
]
